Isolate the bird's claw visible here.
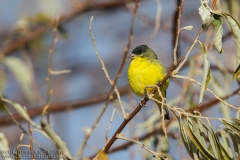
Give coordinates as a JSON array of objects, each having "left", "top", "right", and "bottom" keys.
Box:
[
  {"left": 144, "top": 85, "right": 155, "bottom": 100},
  {"left": 138, "top": 99, "right": 147, "bottom": 107}
]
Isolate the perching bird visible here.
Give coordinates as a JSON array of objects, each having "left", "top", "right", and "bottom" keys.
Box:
[{"left": 128, "top": 45, "right": 170, "bottom": 120}]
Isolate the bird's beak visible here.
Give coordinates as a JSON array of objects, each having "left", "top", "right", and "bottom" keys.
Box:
[{"left": 128, "top": 54, "right": 135, "bottom": 59}]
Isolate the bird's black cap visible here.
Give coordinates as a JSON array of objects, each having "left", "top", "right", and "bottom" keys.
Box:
[{"left": 132, "top": 45, "right": 148, "bottom": 55}]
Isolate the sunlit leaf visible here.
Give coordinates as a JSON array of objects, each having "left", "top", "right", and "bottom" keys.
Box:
[
  {"left": 213, "top": 14, "right": 223, "bottom": 53},
  {"left": 227, "top": 129, "right": 240, "bottom": 158},
  {"left": 0, "top": 67, "right": 6, "bottom": 92},
  {"left": 181, "top": 26, "right": 194, "bottom": 31},
  {"left": 0, "top": 132, "right": 10, "bottom": 160},
  {"left": 218, "top": 130, "right": 233, "bottom": 159},
  {"left": 3, "top": 57, "right": 35, "bottom": 103},
  {"left": 160, "top": 135, "right": 169, "bottom": 153},
  {"left": 186, "top": 117, "right": 216, "bottom": 159},
  {"left": 41, "top": 117, "right": 72, "bottom": 159},
  {"left": 210, "top": 77, "right": 230, "bottom": 118},
  {"left": 222, "top": 119, "right": 240, "bottom": 158},
  {"left": 198, "top": 42, "right": 211, "bottom": 104},
  {"left": 198, "top": 1, "right": 214, "bottom": 31},
  {"left": 1, "top": 99, "right": 39, "bottom": 128},
  {"left": 222, "top": 13, "right": 240, "bottom": 80},
  {"left": 201, "top": 124, "right": 223, "bottom": 160},
  {"left": 172, "top": 111, "right": 193, "bottom": 158}
]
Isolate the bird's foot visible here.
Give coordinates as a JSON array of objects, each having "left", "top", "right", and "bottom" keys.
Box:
[
  {"left": 138, "top": 98, "right": 147, "bottom": 107},
  {"left": 144, "top": 85, "right": 157, "bottom": 100}
]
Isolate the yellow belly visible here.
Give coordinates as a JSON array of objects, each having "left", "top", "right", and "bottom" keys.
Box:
[{"left": 128, "top": 57, "right": 169, "bottom": 97}]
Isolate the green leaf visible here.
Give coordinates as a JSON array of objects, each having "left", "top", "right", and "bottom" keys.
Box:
[
  {"left": 222, "top": 119, "right": 240, "bottom": 157},
  {"left": 218, "top": 130, "right": 233, "bottom": 159},
  {"left": 3, "top": 57, "right": 35, "bottom": 103},
  {"left": 201, "top": 123, "right": 223, "bottom": 160},
  {"left": 210, "top": 77, "right": 230, "bottom": 118},
  {"left": 172, "top": 111, "right": 193, "bottom": 158},
  {"left": 160, "top": 135, "right": 169, "bottom": 153},
  {"left": 198, "top": 42, "right": 211, "bottom": 104},
  {"left": 0, "top": 65, "right": 6, "bottom": 93},
  {"left": 233, "top": 64, "right": 240, "bottom": 80},
  {"left": 213, "top": 14, "right": 223, "bottom": 53},
  {"left": 1, "top": 98, "right": 40, "bottom": 128},
  {"left": 222, "top": 13, "right": 240, "bottom": 80},
  {"left": 227, "top": 129, "right": 240, "bottom": 159},
  {"left": 0, "top": 132, "right": 10, "bottom": 154},
  {"left": 198, "top": 1, "right": 214, "bottom": 31},
  {"left": 186, "top": 117, "right": 216, "bottom": 159}
]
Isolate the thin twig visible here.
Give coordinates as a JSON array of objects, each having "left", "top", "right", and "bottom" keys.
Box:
[
  {"left": 75, "top": 1, "right": 140, "bottom": 158},
  {"left": 116, "top": 133, "right": 166, "bottom": 160},
  {"left": 0, "top": 85, "right": 130, "bottom": 126},
  {"left": 150, "top": 0, "right": 162, "bottom": 38},
  {"left": 172, "top": 75, "right": 239, "bottom": 110},
  {"left": 0, "top": 0, "right": 134, "bottom": 59},
  {"left": 43, "top": 15, "right": 59, "bottom": 123},
  {"left": 24, "top": 107, "right": 34, "bottom": 160},
  {"left": 98, "top": 0, "right": 218, "bottom": 155},
  {"left": 173, "top": 0, "right": 184, "bottom": 65},
  {"left": 105, "top": 109, "right": 116, "bottom": 142},
  {"left": 89, "top": 16, "right": 127, "bottom": 119}
]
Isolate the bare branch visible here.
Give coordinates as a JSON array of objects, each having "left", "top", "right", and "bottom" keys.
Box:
[
  {"left": 116, "top": 133, "right": 166, "bottom": 160},
  {"left": 89, "top": 16, "right": 127, "bottom": 119},
  {"left": 173, "top": 0, "right": 184, "bottom": 65}
]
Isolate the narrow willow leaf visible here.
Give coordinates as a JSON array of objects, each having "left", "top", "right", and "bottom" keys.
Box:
[
  {"left": 213, "top": 14, "right": 223, "bottom": 53},
  {"left": 227, "top": 129, "right": 240, "bottom": 158},
  {"left": 222, "top": 119, "right": 240, "bottom": 134},
  {"left": 231, "top": 118, "right": 240, "bottom": 125},
  {"left": 0, "top": 132, "right": 11, "bottom": 160},
  {"left": 190, "top": 117, "right": 205, "bottom": 160},
  {"left": 198, "top": 42, "right": 211, "bottom": 104},
  {"left": 1, "top": 99, "right": 40, "bottom": 128},
  {"left": 41, "top": 117, "right": 72, "bottom": 160},
  {"left": 233, "top": 64, "right": 240, "bottom": 80},
  {"left": 222, "top": 119, "right": 240, "bottom": 157},
  {"left": 223, "top": 13, "right": 240, "bottom": 80},
  {"left": 191, "top": 140, "right": 200, "bottom": 160},
  {"left": 172, "top": 111, "right": 193, "bottom": 158},
  {"left": 3, "top": 57, "right": 35, "bottom": 103},
  {"left": 181, "top": 26, "right": 194, "bottom": 31},
  {"left": 198, "top": 1, "right": 214, "bottom": 31},
  {"left": 218, "top": 130, "right": 233, "bottom": 159},
  {"left": 210, "top": 77, "right": 230, "bottom": 118},
  {"left": 201, "top": 123, "right": 223, "bottom": 160},
  {"left": 186, "top": 118, "right": 216, "bottom": 159},
  {"left": 160, "top": 135, "right": 169, "bottom": 153},
  {"left": 0, "top": 67, "right": 6, "bottom": 92}
]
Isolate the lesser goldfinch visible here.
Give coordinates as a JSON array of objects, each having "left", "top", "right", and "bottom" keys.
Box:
[{"left": 128, "top": 45, "right": 170, "bottom": 120}]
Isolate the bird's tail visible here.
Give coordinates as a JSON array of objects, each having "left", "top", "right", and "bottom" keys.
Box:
[
  {"left": 155, "top": 90, "right": 170, "bottom": 120},
  {"left": 157, "top": 103, "right": 170, "bottom": 120}
]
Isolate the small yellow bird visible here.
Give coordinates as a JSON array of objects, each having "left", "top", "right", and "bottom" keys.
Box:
[{"left": 128, "top": 45, "right": 170, "bottom": 120}]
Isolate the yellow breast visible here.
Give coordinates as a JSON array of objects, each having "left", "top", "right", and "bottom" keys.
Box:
[{"left": 128, "top": 57, "right": 169, "bottom": 97}]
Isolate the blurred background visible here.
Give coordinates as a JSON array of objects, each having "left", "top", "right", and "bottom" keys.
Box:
[{"left": 0, "top": 0, "right": 239, "bottom": 159}]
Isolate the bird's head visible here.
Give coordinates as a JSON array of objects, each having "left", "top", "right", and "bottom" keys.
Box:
[{"left": 129, "top": 45, "right": 158, "bottom": 60}]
